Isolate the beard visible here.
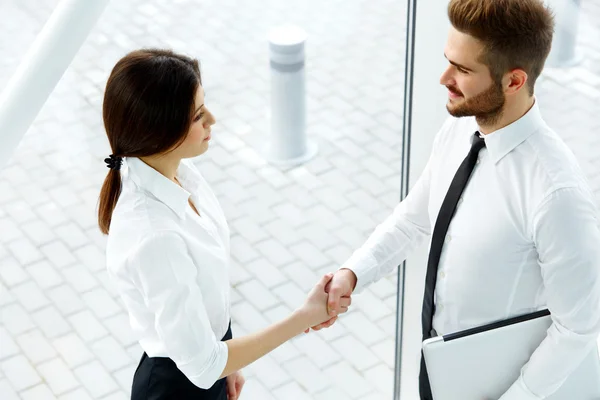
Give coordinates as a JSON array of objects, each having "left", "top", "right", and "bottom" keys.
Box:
[{"left": 446, "top": 80, "right": 505, "bottom": 126}]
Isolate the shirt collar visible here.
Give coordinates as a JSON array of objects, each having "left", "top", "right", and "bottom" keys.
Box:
[
  {"left": 478, "top": 97, "right": 546, "bottom": 164},
  {"left": 125, "top": 157, "right": 192, "bottom": 219}
]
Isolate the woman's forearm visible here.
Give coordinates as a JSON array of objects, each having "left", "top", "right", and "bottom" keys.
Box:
[{"left": 219, "top": 309, "right": 309, "bottom": 378}]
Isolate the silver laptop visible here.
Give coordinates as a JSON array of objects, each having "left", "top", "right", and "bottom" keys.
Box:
[{"left": 422, "top": 310, "right": 600, "bottom": 400}]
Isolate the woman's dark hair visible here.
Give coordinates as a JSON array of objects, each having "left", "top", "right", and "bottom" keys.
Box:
[{"left": 98, "top": 49, "right": 202, "bottom": 234}]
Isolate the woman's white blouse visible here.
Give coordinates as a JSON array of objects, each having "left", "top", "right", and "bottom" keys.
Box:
[{"left": 106, "top": 157, "right": 231, "bottom": 389}]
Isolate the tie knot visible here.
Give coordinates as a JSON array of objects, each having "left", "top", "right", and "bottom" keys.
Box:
[{"left": 471, "top": 132, "right": 486, "bottom": 153}]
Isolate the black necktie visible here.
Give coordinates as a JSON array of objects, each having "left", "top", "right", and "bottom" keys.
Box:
[{"left": 419, "top": 132, "right": 486, "bottom": 400}]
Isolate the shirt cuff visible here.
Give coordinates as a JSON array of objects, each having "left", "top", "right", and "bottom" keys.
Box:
[
  {"left": 499, "top": 376, "right": 542, "bottom": 400},
  {"left": 185, "top": 340, "right": 229, "bottom": 389},
  {"left": 339, "top": 251, "right": 378, "bottom": 294}
]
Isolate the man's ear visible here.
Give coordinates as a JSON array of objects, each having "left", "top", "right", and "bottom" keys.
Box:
[{"left": 504, "top": 68, "right": 528, "bottom": 94}]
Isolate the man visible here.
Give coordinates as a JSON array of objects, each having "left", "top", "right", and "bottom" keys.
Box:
[{"left": 312, "top": 0, "right": 600, "bottom": 399}]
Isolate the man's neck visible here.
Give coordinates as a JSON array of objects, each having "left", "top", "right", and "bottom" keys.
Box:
[{"left": 477, "top": 95, "right": 535, "bottom": 135}]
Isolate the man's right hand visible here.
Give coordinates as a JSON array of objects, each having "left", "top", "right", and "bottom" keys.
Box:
[{"left": 309, "top": 268, "right": 357, "bottom": 332}]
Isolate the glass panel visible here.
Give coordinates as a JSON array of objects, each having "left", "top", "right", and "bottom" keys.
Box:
[
  {"left": 538, "top": 0, "right": 600, "bottom": 200},
  {"left": 398, "top": 1, "right": 600, "bottom": 399}
]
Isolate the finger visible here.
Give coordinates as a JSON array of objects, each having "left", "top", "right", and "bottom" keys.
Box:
[
  {"left": 339, "top": 296, "right": 352, "bottom": 308},
  {"left": 328, "top": 285, "right": 343, "bottom": 316},
  {"left": 311, "top": 323, "right": 325, "bottom": 331},
  {"left": 237, "top": 378, "right": 245, "bottom": 395},
  {"left": 324, "top": 279, "right": 332, "bottom": 293},
  {"left": 324, "top": 316, "right": 338, "bottom": 327},
  {"left": 312, "top": 316, "right": 337, "bottom": 330},
  {"left": 317, "top": 273, "right": 334, "bottom": 290},
  {"left": 227, "top": 377, "right": 236, "bottom": 398},
  {"left": 314, "top": 318, "right": 336, "bottom": 330}
]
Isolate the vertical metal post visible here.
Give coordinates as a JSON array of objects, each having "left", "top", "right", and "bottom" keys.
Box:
[
  {"left": 265, "top": 24, "right": 317, "bottom": 166},
  {"left": 0, "top": 0, "right": 110, "bottom": 170},
  {"left": 394, "top": 0, "right": 418, "bottom": 398}
]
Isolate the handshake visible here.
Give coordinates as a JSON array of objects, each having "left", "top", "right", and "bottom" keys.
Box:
[{"left": 296, "top": 268, "right": 358, "bottom": 334}]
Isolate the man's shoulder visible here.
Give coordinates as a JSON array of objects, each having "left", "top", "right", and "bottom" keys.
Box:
[{"left": 520, "top": 127, "right": 591, "bottom": 198}]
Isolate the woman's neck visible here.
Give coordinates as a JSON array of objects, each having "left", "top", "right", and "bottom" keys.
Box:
[{"left": 139, "top": 155, "right": 181, "bottom": 183}]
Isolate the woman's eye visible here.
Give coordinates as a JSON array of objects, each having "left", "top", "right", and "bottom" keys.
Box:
[{"left": 194, "top": 113, "right": 204, "bottom": 122}]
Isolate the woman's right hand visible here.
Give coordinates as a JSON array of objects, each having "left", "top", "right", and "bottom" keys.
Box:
[{"left": 297, "top": 273, "right": 351, "bottom": 329}]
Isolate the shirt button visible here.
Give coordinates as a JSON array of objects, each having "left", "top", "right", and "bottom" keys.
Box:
[
  {"left": 437, "top": 303, "right": 444, "bottom": 311},
  {"left": 439, "top": 271, "right": 446, "bottom": 279},
  {"left": 446, "top": 234, "right": 452, "bottom": 242},
  {"left": 476, "top": 158, "right": 480, "bottom": 165}
]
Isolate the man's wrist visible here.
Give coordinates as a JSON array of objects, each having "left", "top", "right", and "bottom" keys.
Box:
[{"left": 339, "top": 268, "right": 357, "bottom": 291}]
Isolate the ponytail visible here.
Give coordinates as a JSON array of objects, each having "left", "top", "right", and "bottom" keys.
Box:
[
  {"left": 98, "top": 168, "right": 122, "bottom": 235},
  {"left": 99, "top": 48, "right": 203, "bottom": 234}
]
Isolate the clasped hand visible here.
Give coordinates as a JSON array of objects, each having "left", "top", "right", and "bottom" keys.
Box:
[{"left": 299, "top": 269, "right": 357, "bottom": 333}]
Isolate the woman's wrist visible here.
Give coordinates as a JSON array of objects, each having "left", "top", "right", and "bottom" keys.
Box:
[{"left": 290, "top": 308, "right": 312, "bottom": 332}]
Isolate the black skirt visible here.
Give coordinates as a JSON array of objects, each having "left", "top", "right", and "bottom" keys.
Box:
[{"left": 131, "top": 323, "right": 232, "bottom": 400}]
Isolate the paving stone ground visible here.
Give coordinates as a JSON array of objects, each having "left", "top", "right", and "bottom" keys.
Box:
[{"left": 0, "top": 0, "right": 599, "bottom": 399}]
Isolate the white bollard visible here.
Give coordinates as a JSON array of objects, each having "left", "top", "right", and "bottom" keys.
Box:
[
  {"left": 545, "top": 0, "right": 582, "bottom": 68},
  {"left": 0, "top": 0, "right": 111, "bottom": 171},
  {"left": 265, "top": 25, "right": 317, "bottom": 166}
]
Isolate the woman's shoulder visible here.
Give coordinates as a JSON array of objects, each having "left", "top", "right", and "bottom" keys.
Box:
[
  {"left": 110, "top": 203, "right": 184, "bottom": 242},
  {"left": 115, "top": 179, "right": 184, "bottom": 221},
  {"left": 107, "top": 194, "right": 186, "bottom": 264},
  {"left": 106, "top": 226, "right": 187, "bottom": 284}
]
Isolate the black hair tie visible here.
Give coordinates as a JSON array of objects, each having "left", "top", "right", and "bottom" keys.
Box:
[{"left": 104, "top": 154, "right": 123, "bottom": 171}]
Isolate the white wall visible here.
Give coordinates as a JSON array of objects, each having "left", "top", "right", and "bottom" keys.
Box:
[{"left": 397, "top": 1, "right": 451, "bottom": 399}]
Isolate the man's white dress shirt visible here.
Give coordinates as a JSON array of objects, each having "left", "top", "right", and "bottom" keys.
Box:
[
  {"left": 342, "top": 100, "right": 600, "bottom": 399},
  {"left": 106, "top": 157, "right": 231, "bottom": 389}
]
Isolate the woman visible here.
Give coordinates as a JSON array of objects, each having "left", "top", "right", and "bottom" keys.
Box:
[{"left": 98, "top": 49, "right": 350, "bottom": 400}]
